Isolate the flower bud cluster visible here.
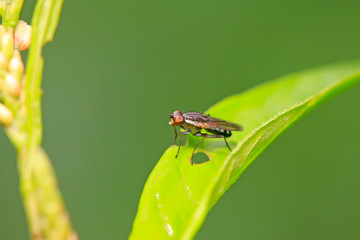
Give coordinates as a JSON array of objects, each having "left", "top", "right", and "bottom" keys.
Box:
[{"left": 0, "top": 21, "right": 30, "bottom": 127}]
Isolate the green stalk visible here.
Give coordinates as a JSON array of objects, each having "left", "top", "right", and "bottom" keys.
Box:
[
  {"left": 0, "top": 0, "right": 77, "bottom": 239},
  {"left": 18, "top": 148, "right": 77, "bottom": 240},
  {"left": 21, "top": 0, "right": 77, "bottom": 239}
]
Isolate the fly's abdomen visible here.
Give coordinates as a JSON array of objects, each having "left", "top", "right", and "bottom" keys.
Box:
[{"left": 206, "top": 129, "right": 232, "bottom": 138}]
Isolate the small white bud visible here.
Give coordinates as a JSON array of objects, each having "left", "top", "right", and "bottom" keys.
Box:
[
  {"left": 0, "top": 103, "right": 14, "bottom": 126},
  {"left": 2, "top": 31, "right": 14, "bottom": 59},
  {"left": 8, "top": 50, "right": 24, "bottom": 79},
  {"left": 4, "top": 73, "right": 21, "bottom": 97},
  {"left": 15, "top": 21, "right": 32, "bottom": 51}
]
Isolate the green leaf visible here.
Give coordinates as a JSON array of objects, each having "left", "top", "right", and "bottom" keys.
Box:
[{"left": 130, "top": 61, "right": 360, "bottom": 240}]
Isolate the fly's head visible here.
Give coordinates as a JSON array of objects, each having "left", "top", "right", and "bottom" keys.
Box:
[{"left": 169, "top": 110, "right": 184, "bottom": 126}]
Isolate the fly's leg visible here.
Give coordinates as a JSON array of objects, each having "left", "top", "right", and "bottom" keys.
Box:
[
  {"left": 221, "top": 137, "right": 232, "bottom": 151},
  {"left": 190, "top": 133, "right": 232, "bottom": 164},
  {"left": 202, "top": 134, "right": 232, "bottom": 151},
  {"left": 171, "top": 125, "right": 178, "bottom": 145},
  {"left": 175, "top": 131, "right": 191, "bottom": 158},
  {"left": 190, "top": 133, "right": 208, "bottom": 165},
  {"left": 195, "top": 133, "right": 232, "bottom": 149}
]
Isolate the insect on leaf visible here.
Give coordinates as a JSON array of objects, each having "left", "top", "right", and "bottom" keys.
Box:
[{"left": 130, "top": 61, "right": 360, "bottom": 240}]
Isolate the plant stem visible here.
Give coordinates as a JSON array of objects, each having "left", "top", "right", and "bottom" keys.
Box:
[
  {"left": 19, "top": 147, "right": 77, "bottom": 240},
  {"left": 22, "top": 0, "right": 77, "bottom": 239},
  {"left": 0, "top": 0, "right": 77, "bottom": 239}
]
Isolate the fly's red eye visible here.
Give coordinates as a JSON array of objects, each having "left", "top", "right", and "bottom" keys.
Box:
[{"left": 175, "top": 115, "right": 184, "bottom": 124}]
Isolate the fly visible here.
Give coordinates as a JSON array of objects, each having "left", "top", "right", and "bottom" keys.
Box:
[{"left": 168, "top": 110, "right": 243, "bottom": 164}]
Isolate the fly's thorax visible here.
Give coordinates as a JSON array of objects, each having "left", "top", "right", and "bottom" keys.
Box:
[{"left": 181, "top": 122, "right": 201, "bottom": 134}]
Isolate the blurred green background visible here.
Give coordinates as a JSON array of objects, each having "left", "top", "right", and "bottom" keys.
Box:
[{"left": 1, "top": 0, "right": 360, "bottom": 239}]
